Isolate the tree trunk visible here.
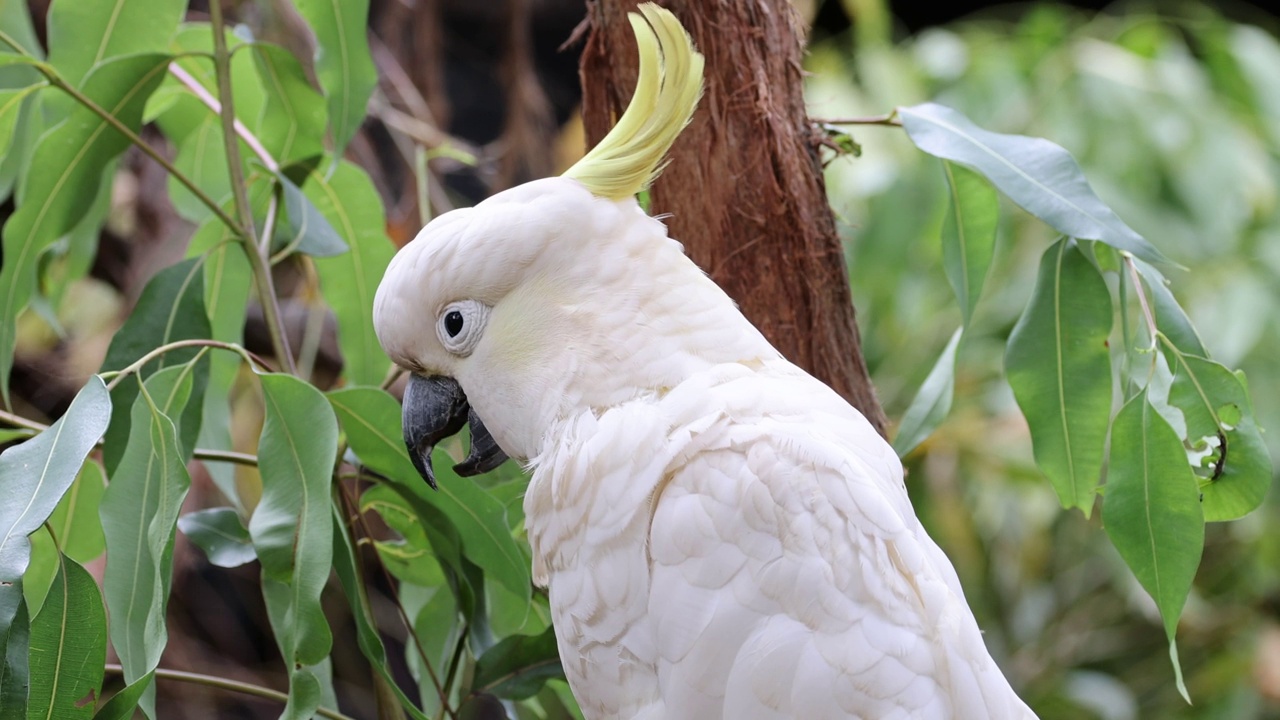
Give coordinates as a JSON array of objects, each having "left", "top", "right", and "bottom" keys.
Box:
[{"left": 579, "top": 0, "right": 888, "bottom": 437}]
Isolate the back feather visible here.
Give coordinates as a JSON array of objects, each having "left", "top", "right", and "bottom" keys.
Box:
[{"left": 563, "top": 3, "right": 704, "bottom": 200}]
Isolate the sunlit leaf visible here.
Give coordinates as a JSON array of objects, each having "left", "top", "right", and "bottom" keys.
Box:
[
  {"left": 177, "top": 507, "right": 256, "bottom": 569},
  {"left": 1005, "top": 238, "right": 1113, "bottom": 516},
  {"left": 253, "top": 374, "right": 336, "bottom": 720},
  {"left": 893, "top": 327, "right": 961, "bottom": 457},
  {"left": 1165, "top": 352, "right": 1271, "bottom": 521},
  {"left": 306, "top": 160, "right": 394, "bottom": 386},
  {"left": 99, "top": 364, "right": 196, "bottom": 718},
  {"left": 250, "top": 43, "right": 327, "bottom": 167},
  {"left": 27, "top": 553, "right": 106, "bottom": 720},
  {"left": 328, "top": 387, "right": 532, "bottom": 600},
  {"left": 940, "top": 162, "right": 997, "bottom": 325},
  {"left": 46, "top": 0, "right": 185, "bottom": 89},
  {"left": 1102, "top": 390, "right": 1203, "bottom": 702},
  {"left": 99, "top": 258, "right": 211, "bottom": 474},
  {"left": 473, "top": 625, "right": 564, "bottom": 701},
  {"left": 899, "top": 102, "right": 1167, "bottom": 266},
  {"left": 0, "top": 52, "right": 170, "bottom": 404},
  {"left": 289, "top": 0, "right": 376, "bottom": 155}
]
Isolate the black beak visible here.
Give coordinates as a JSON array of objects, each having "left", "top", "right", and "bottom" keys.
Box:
[{"left": 402, "top": 374, "right": 509, "bottom": 489}]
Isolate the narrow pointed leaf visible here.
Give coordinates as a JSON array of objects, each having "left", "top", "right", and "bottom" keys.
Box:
[
  {"left": 328, "top": 387, "right": 531, "bottom": 600},
  {"left": 473, "top": 625, "right": 564, "bottom": 701},
  {"left": 893, "top": 327, "right": 962, "bottom": 457},
  {"left": 168, "top": 118, "right": 232, "bottom": 222},
  {"left": 100, "top": 258, "right": 211, "bottom": 474},
  {"left": 1166, "top": 353, "right": 1271, "bottom": 520},
  {"left": 330, "top": 507, "right": 431, "bottom": 720},
  {"left": 99, "top": 365, "right": 196, "bottom": 718},
  {"left": 48, "top": 462, "right": 108, "bottom": 565},
  {"left": 277, "top": 170, "right": 348, "bottom": 257},
  {"left": 1132, "top": 258, "right": 1206, "bottom": 358},
  {"left": 1103, "top": 390, "right": 1202, "bottom": 697},
  {"left": 0, "top": 84, "right": 40, "bottom": 156},
  {"left": 250, "top": 43, "right": 327, "bottom": 166},
  {"left": 47, "top": 0, "right": 185, "bottom": 89},
  {"left": 0, "top": 52, "right": 170, "bottom": 402},
  {"left": 252, "top": 374, "right": 337, "bottom": 719},
  {"left": 177, "top": 507, "right": 255, "bottom": 568},
  {"left": 289, "top": 0, "right": 376, "bottom": 155},
  {"left": 0, "top": 589, "right": 29, "bottom": 717},
  {"left": 27, "top": 553, "right": 106, "bottom": 720},
  {"left": 940, "top": 162, "right": 997, "bottom": 325},
  {"left": 899, "top": 102, "right": 1167, "bottom": 266},
  {"left": 91, "top": 672, "right": 153, "bottom": 720},
  {"left": 1006, "top": 239, "right": 1112, "bottom": 515},
  {"left": 306, "top": 160, "right": 394, "bottom": 385}
]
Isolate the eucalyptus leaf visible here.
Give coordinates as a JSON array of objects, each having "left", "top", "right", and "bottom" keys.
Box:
[
  {"left": 277, "top": 170, "right": 348, "bottom": 257},
  {"left": 306, "top": 160, "right": 394, "bottom": 385},
  {"left": 899, "top": 102, "right": 1167, "bottom": 266},
  {"left": 940, "top": 162, "right": 997, "bottom": 325},
  {"left": 893, "top": 327, "right": 962, "bottom": 457},
  {"left": 473, "top": 625, "right": 564, "bottom": 701},
  {"left": 27, "top": 553, "right": 106, "bottom": 720},
  {"left": 91, "top": 672, "right": 153, "bottom": 720},
  {"left": 0, "top": 52, "right": 170, "bottom": 404},
  {"left": 289, "top": 0, "right": 377, "bottom": 155},
  {"left": 177, "top": 507, "right": 256, "bottom": 568},
  {"left": 250, "top": 43, "right": 327, "bottom": 166},
  {"left": 1005, "top": 238, "right": 1112, "bottom": 516},
  {"left": 99, "top": 364, "right": 196, "bottom": 718},
  {"left": 0, "top": 589, "right": 29, "bottom": 718},
  {"left": 46, "top": 0, "right": 186, "bottom": 89}
]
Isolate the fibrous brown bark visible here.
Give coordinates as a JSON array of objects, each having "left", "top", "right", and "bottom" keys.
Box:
[{"left": 579, "top": 0, "right": 888, "bottom": 437}]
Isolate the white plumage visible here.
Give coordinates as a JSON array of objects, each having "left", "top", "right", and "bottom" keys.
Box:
[{"left": 373, "top": 5, "right": 1037, "bottom": 718}]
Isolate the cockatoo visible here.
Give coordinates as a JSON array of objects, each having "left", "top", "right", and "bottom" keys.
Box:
[{"left": 373, "top": 4, "right": 1037, "bottom": 718}]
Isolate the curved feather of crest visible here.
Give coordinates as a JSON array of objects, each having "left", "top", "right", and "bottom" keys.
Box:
[{"left": 563, "top": 3, "right": 704, "bottom": 201}]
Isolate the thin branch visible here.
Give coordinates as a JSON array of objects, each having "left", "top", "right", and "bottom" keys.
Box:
[
  {"left": 193, "top": 448, "right": 258, "bottom": 467},
  {"left": 0, "top": 408, "right": 43, "bottom": 433},
  {"left": 811, "top": 112, "right": 903, "bottom": 127},
  {"left": 103, "top": 665, "right": 356, "bottom": 720},
  {"left": 105, "top": 339, "right": 268, "bottom": 392},
  {"left": 207, "top": 3, "right": 297, "bottom": 376},
  {"left": 167, "top": 62, "right": 280, "bottom": 173}
]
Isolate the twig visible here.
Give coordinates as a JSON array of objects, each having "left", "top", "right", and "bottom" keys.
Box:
[
  {"left": 811, "top": 112, "right": 902, "bottom": 127},
  {"left": 104, "top": 339, "right": 268, "bottom": 391},
  {"left": 0, "top": 409, "right": 258, "bottom": 466},
  {"left": 167, "top": 62, "right": 280, "bottom": 173},
  {"left": 207, "top": 3, "right": 297, "bottom": 376},
  {"left": 103, "top": 665, "right": 355, "bottom": 720}
]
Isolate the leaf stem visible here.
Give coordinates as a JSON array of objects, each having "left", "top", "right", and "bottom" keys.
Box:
[
  {"left": 167, "top": 62, "right": 279, "bottom": 173},
  {"left": 1124, "top": 255, "right": 1159, "bottom": 350},
  {"left": 104, "top": 339, "right": 269, "bottom": 392},
  {"left": 102, "top": 664, "right": 356, "bottom": 720},
  {"left": 810, "top": 111, "right": 902, "bottom": 127},
  {"left": 207, "top": 3, "right": 297, "bottom": 376}
]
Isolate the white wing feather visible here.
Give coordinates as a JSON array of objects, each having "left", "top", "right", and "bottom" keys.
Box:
[{"left": 526, "top": 360, "right": 1036, "bottom": 719}]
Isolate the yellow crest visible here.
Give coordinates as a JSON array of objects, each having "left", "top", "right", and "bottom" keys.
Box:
[{"left": 563, "top": 3, "right": 705, "bottom": 201}]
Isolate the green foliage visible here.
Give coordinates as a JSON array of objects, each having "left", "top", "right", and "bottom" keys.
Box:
[{"left": 0, "top": 1, "right": 1272, "bottom": 718}]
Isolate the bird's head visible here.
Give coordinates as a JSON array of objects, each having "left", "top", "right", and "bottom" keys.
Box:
[{"left": 373, "top": 4, "right": 772, "bottom": 487}]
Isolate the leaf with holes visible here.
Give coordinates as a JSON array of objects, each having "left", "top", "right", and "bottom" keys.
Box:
[
  {"left": 27, "top": 553, "right": 106, "bottom": 720},
  {"left": 899, "top": 102, "right": 1168, "bottom": 266},
  {"left": 306, "top": 160, "right": 394, "bottom": 386},
  {"left": 99, "top": 364, "right": 196, "bottom": 719},
  {"left": 1005, "top": 238, "right": 1113, "bottom": 516},
  {"left": 1103, "top": 390, "right": 1203, "bottom": 702},
  {"left": 1166, "top": 352, "right": 1271, "bottom": 521},
  {"left": 0, "top": 52, "right": 170, "bottom": 404}
]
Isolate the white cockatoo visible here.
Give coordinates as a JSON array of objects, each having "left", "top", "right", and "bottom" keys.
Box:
[{"left": 373, "top": 4, "right": 1038, "bottom": 718}]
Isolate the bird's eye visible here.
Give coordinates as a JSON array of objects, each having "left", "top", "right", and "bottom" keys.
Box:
[
  {"left": 444, "top": 311, "right": 464, "bottom": 338},
  {"left": 437, "top": 300, "right": 490, "bottom": 356}
]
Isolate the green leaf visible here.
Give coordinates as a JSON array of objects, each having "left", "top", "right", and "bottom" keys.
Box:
[
  {"left": 27, "top": 553, "right": 106, "bottom": 720},
  {"left": 250, "top": 43, "right": 327, "bottom": 167},
  {"left": 289, "top": 0, "right": 376, "bottom": 155},
  {"left": 0, "top": 52, "right": 170, "bottom": 403},
  {"left": 893, "top": 327, "right": 962, "bottom": 457},
  {"left": 46, "top": 0, "right": 185, "bottom": 89},
  {"left": 0, "top": 85, "right": 40, "bottom": 159},
  {"left": 1102, "top": 390, "right": 1203, "bottom": 702},
  {"left": 276, "top": 170, "right": 348, "bottom": 257},
  {"left": 99, "top": 258, "right": 211, "bottom": 474},
  {"left": 253, "top": 374, "right": 336, "bottom": 719},
  {"left": 151, "top": 23, "right": 264, "bottom": 132},
  {"left": 330, "top": 506, "right": 431, "bottom": 720},
  {"left": 328, "top": 387, "right": 532, "bottom": 600},
  {"left": 0, "top": 84, "right": 38, "bottom": 201},
  {"left": 91, "top": 672, "right": 153, "bottom": 720},
  {"left": 361, "top": 483, "right": 445, "bottom": 587},
  {"left": 898, "top": 102, "right": 1168, "bottom": 267},
  {"left": 177, "top": 507, "right": 256, "bottom": 568},
  {"left": 1132, "top": 258, "right": 1206, "bottom": 359},
  {"left": 939, "top": 162, "right": 997, "bottom": 325},
  {"left": 306, "top": 160, "right": 394, "bottom": 386},
  {"left": 473, "top": 625, "right": 564, "bottom": 701},
  {"left": 168, "top": 118, "right": 233, "bottom": 222},
  {"left": 1230, "top": 25, "right": 1280, "bottom": 149},
  {"left": 0, "top": 0, "right": 42, "bottom": 64},
  {"left": 0, "top": 588, "right": 29, "bottom": 717},
  {"left": 1165, "top": 353, "right": 1271, "bottom": 521},
  {"left": 1005, "top": 238, "right": 1113, "bottom": 516},
  {"left": 48, "top": 462, "right": 108, "bottom": 565},
  {"left": 0, "top": 377, "right": 110, "bottom": 590},
  {"left": 99, "top": 364, "right": 196, "bottom": 718}
]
